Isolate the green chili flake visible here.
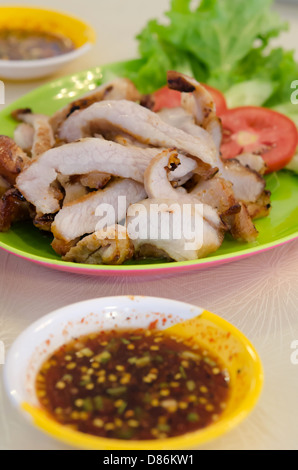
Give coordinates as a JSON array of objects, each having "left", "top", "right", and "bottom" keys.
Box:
[
  {"left": 79, "top": 379, "right": 91, "bottom": 386},
  {"left": 61, "top": 374, "right": 73, "bottom": 383},
  {"left": 143, "top": 392, "right": 152, "bottom": 404},
  {"left": 94, "top": 350, "right": 112, "bottom": 364},
  {"left": 187, "top": 412, "right": 199, "bottom": 422},
  {"left": 179, "top": 365, "right": 187, "bottom": 379},
  {"left": 157, "top": 423, "right": 171, "bottom": 432},
  {"left": 116, "top": 428, "right": 135, "bottom": 440},
  {"left": 82, "top": 397, "right": 94, "bottom": 412},
  {"left": 186, "top": 380, "right": 196, "bottom": 392},
  {"left": 134, "top": 406, "right": 143, "bottom": 419},
  {"left": 80, "top": 347, "right": 94, "bottom": 357},
  {"left": 153, "top": 354, "right": 164, "bottom": 363},
  {"left": 94, "top": 396, "right": 104, "bottom": 411},
  {"left": 204, "top": 357, "right": 217, "bottom": 367},
  {"left": 127, "top": 356, "right": 137, "bottom": 364},
  {"left": 106, "top": 386, "right": 127, "bottom": 397},
  {"left": 135, "top": 356, "right": 151, "bottom": 368},
  {"left": 117, "top": 401, "right": 128, "bottom": 415},
  {"left": 159, "top": 382, "right": 169, "bottom": 389},
  {"left": 121, "top": 338, "right": 131, "bottom": 345}
]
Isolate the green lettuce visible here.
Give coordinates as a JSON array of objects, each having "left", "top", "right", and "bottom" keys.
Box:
[{"left": 129, "top": 0, "right": 295, "bottom": 107}]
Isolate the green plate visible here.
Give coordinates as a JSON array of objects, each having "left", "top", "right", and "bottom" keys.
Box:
[{"left": 0, "top": 59, "right": 297, "bottom": 276}]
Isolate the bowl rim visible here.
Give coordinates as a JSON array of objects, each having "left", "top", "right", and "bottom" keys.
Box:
[
  {"left": 3, "top": 295, "right": 264, "bottom": 450},
  {"left": 0, "top": 43, "right": 92, "bottom": 68}
]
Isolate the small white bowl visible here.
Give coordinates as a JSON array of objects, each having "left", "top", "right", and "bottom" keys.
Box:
[
  {"left": 3, "top": 296, "right": 264, "bottom": 450},
  {"left": 0, "top": 6, "right": 96, "bottom": 80}
]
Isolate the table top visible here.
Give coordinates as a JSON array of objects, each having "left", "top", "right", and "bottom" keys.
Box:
[{"left": 1, "top": 0, "right": 298, "bottom": 451}]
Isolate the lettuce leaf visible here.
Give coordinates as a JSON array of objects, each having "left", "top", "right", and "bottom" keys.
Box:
[{"left": 130, "top": 0, "right": 292, "bottom": 101}]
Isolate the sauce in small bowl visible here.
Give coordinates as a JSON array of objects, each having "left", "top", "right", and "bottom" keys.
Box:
[
  {"left": 0, "top": 7, "right": 96, "bottom": 80},
  {"left": 4, "top": 296, "right": 263, "bottom": 450},
  {"left": 0, "top": 29, "right": 75, "bottom": 61},
  {"left": 35, "top": 328, "right": 230, "bottom": 441}
]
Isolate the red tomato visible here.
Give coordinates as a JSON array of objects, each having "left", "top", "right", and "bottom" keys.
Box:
[
  {"left": 152, "top": 84, "right": 227, "bottom": 115},
  {"left": 152, "top": 86, "right": 181, "bottom": 112},
  {"left": 220, "top": 106, "right": 298, "bottom": 173}
]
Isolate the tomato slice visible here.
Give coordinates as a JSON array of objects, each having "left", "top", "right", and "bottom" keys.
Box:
[
  {"left": 152, "top": 84, "right": 227, "bottom": 115},
  {"left": 152, "top": 86, "right": 181, "bottom": 112},
  {"left": 220, "top": 106, "right": 298, "bottom": 173}
]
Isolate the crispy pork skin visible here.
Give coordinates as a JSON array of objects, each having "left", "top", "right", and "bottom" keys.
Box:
[
  {"left": 0, "top": 188, "right": 33, "bottom": 232},
  {"left": 0, "top": 135, "right": 30, "bottom": 185}
]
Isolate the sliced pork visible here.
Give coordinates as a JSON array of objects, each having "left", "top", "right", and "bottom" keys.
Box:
[
  {"left": 58, "top": 99, "right": 218, "bottom": 167},
  {"left": 14, "top": 123, "right": 34, "bottom": 153},
  {"left": 50, "top": 77, "right": 141, "bottom": 134},
  {"left": 16, "top": 138, "right": 202, "bottom": 215},
  {"left": 126, "top": 198, "right": 225, "bottom": 262},
  {"left": 127, "top": 149, "right": 226, "bottom": 261},
  {"left": 167, "top": 70, "right": 223, "bottom": 150},
  {"left": 0, "top": 188, "right": 33, "bottom": 232},
  {"left": 11, "top": 108, "right": 55, "bottom": 159},
  {"left": 51, "top": 178, "right": 146, "bottom": 242},
  {"left": 0, "top": 175, "right": 10, "bottom": 197},
  {"left": 0, "top": 135, "right": 30, "bottom": 185},
  {"left": 62, "top": 224, "right": 134, "bottom": 265}
]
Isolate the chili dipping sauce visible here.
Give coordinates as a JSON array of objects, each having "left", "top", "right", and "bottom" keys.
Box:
[
  {"left": 0, "top": 29, "right": 75, "bottom": 61},
  {"left": 36, "top": 329, "right": 230, "bottom": 440}
]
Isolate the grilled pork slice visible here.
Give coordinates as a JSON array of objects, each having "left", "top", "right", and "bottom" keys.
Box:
[
  {"left": 235, "top": 153, "right": 267, "bottom": 175},
  {"left": 50, "top": 77, "right": 141, "bottom": 134},
  {"left": 0, "top": 175, "right": 10, "bottom": 197},
  {"left": 158, "top": 101, "right": 266, "bottom": 242},
  {"left": 128, "top": 149, "right": 226, "bottom": 261},
  {"left": 219, "top": 158, "right": 266, "bottom": 205},
  {"left": 57, "top": 175, "right": 89, "bottom": 206},
  {"left": 0, "top": 188, "right": 33, "bottom": 232},
  {"left": 0, "top": 135, "right": 30, "bottom": 185},
  {"left": 165, "top": 72, "right": 267, "bottom": 204},
  {"left": 145, "top": 149, "right": 187, "bottom": 199},
  {"left": 62, "top": 224, "right": 134, "bottom": 265},
  {"left": 51, "top": 178, "right": 146, "bottom": 242},
  {"left": 16, "top": 138, "right": 202, "bottom": 215},
  {"left": 190, "top": 171, "right": 260, "bottom": 242},
  {"left": 14, "top": 123, "right": 34, "bottom": 153},
  {"left": 190, "top": 176, "right": 241, "bottom": 217},
  {"left": 246, "top": 190, "right": 272, "bottom": 220},
  {"left": 58, "top": 99, "right": 218, "bottom": 167},
  {"left": 167, "top": 70, "right": 223, "bottom": 150},
  {"left": 11, "top": 108, "right": 55, "bottom": 159},
  {"left": 224, "top": 203, "right": 259, "bottom": 243},
  {"left": 126, "top": 198, "right": 226, "bottom": 262}
]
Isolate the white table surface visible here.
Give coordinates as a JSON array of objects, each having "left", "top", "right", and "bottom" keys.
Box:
[{"left": 0, "top": 0, "right": 298, "bottom": 451}]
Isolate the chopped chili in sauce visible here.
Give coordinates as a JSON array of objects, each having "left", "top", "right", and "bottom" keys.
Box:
[
  {"left": 36, "top": 329, "right": 230, "bottom": 440},
  {"left": 0, "top": 29, "right": 75, "bottom": 61}
]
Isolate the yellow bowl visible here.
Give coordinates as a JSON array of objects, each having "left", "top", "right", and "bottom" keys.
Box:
[
  {"left": 0, "top": 6, "right": 96, "bottom": 80},
  {"left": 4, "top": 296, "right": 263, "bottom": 449}
]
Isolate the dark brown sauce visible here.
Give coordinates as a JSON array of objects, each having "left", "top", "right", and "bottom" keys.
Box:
[
  {"left": 0, "top": 29, "right": 75, "bottom": 61},
  {"left": 36, "top": 329, "right": 230, "bottom": 440}
]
